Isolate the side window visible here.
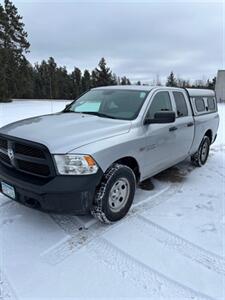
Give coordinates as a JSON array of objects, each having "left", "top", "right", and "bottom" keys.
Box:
[
  {"left": 207, "top": 97, "right": 216, "bottom": 111},
  {"left": 173, "top": 92, "right": 188, "bottom": 117},
  {"left": 195, "top": 97, "right": 205, "bottom": 112},
  {"left": 147, "top": 91, "right": 172, "bottom": 119}
]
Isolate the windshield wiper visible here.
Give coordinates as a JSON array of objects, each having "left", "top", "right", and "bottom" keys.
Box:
[
  {"left": 81, "top": 112, "right": 117, "bottom": 119},
  {"left": 63, "top": 110, "right": 81, "bottom": 113}
]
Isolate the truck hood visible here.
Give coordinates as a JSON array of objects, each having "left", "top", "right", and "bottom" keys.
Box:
[{"left": 0, "top": 113, "right": 131, "bottom": 153}]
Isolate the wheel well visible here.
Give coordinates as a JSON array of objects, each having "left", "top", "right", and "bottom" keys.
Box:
[
  {"left": 115, "top": 156, "right": 140, "bottom": 183},
  {"left": 204, "top": 129, "right": 213, "bottom": 143}
]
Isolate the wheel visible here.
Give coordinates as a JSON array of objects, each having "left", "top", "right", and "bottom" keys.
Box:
[
  {"left": 191, "top": 136, "right": 211, "bottom": 167},
  {"left": 91, "top": 163, "right": 136, "bottom": 224}
]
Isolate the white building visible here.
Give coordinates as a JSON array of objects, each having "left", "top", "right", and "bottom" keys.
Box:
[{"left": 215, "top": 70, "right": 225, "bottom": 102}]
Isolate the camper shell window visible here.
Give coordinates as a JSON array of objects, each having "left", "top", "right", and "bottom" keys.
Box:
[
  {"left": 195, "top": 97, "right": 206, "bottom": 112},
  {"left": 207, "top": 97, "right": 216, "bottom": 111}
]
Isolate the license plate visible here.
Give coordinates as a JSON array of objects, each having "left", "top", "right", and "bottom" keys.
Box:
[{"left": 1, "top": 182, "right": 16, "bottom": 199}]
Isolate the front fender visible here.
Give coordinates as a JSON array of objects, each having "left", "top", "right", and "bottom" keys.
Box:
[{"left": 71, "top": 131, "right": 146, "bottom": 180}]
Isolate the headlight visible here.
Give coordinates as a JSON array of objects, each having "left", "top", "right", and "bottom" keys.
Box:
[{"left": 54, "top": 154, "right": 99, "bottom": 175}]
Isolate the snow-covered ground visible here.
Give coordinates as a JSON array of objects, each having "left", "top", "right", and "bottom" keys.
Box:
[{"left": 0, "top": 100, "right": 224, "bottom": 300}]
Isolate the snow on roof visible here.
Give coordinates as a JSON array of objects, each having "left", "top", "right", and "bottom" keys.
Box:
[{"left": 186, "top": 88, "right": 215, "bottom": 97}]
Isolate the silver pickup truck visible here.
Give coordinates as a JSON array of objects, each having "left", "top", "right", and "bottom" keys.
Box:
[{"left": 0, "top": 86, "right": 219, "bottom": 223}]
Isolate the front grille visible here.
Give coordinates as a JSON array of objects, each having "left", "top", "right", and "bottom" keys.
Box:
[
  {"left": 0, "top": 137, "right": 7, "bottom": 150},
  {"left": 15, "top": 143, "right": 46, "bottom": 159},
  {"left": 0, "top": 152, "right": 11, "bottom": 165},
  {"left": 17, "top": 160, "right": 50, "bottom": 177},
  {"left": 0, "top": 135, "right": 55, "bottom": 178}
]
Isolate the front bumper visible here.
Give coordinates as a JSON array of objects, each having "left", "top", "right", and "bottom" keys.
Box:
[{"left": 0, "top": 163, "right": 103, "bottom": 214}]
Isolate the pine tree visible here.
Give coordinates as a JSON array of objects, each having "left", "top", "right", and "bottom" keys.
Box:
[
  {"left": 94, "top": 57, "right": 115, "bottom": 87},
  {"left": 17, "top": 57, "right": 34, "bottom": 98},
  {"left": 91, "top": 70, "right": 98, "bottom": 88},
  {"left": 120, "top": 77, "right": 127, "bottom": 85},
  {"left": 71, "top": 67, "right": 82, "bottom": 98},
  {"left": 111, "top": 73, "right": 118, "bottom": 85},
  {"left": 0, "top": 0, "right": 30, "bottom": 101},
  {"left": 0, "top": 3, "right": 10, "bottom": 101},
  {"left": 207, "top": 77, "right": 216, "bottom": 90},
  {"left": 4, "top": 0, "right": 30, "bottom": 51},
  {"left": 47, "top": 57, "right": 57, "bottom": 99},
  {"left": 56, "top": 66, "right": 72, "bottom": 99},
  {"left": 0, "top": 4, "right": 6, "bottom": 48},
  {"left": 35, "top": 60, "right": 50, "bottom": 98},
  {"left": 166, "top": 71, "right": 177, "bottom": 87},
  {"left": 82, "top": 69, "right": 91, "bottom": 93},
  {"left": 120, "top": 76, "right": 131, "bottom": 85}
]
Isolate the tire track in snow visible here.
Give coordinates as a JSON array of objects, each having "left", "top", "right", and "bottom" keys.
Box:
[
  {"left": 0, "top": 271, "right": 17, "bottom": 300},
  {"left": 43, "top": 181, "right": 178, "bottom": 264},
  {"left": 43, "top": 181, "right": 222, "bottom": 299},
  {"left": 131, "top": 181, "right": 178, "bottom": 214},
  {"left": 87, "top": 237, "right": 216, "bottom": 300},
  {"left": 135, "top": 214, "right": 225, "bottom": 276},
  {"left": 42, "top": 215, "right": 108, "bottom": 265}
]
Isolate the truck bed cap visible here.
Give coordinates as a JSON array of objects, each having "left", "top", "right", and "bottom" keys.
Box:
[{"left": 186, "top": 88, "right": 215, "bottom": 97}]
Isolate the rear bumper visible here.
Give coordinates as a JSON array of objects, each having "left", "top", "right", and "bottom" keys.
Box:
[{"left": 0, "top": 163, "right": 103, "bottom": 214}]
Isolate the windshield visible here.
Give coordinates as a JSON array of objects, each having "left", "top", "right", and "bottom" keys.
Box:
[{"left": 65, "top": 89, "right": 149, "bottom": 120}]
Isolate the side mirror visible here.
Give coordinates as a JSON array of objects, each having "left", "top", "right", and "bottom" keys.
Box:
[{"left": 144, "top": 111, "right": 176, "bottom": 125}]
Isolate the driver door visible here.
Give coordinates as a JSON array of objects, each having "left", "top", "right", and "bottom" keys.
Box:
[{"left": 143, "top": 91, "right": 177, "bottom": 178}]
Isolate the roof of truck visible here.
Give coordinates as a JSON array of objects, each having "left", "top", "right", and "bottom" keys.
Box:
[
  {"left": 93, "top": 86, "right": 215, "bottom": 97},
  {"left": 93, "top": 85, "right": 184, "bottom": 92}
]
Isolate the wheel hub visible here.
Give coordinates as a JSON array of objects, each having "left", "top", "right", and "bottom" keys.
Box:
[
  {"left": 201, "top": 141, "right": 208, "bottom": 162},
  {"left": 109, "top": 178, "right": 130, "bottom": 212}
]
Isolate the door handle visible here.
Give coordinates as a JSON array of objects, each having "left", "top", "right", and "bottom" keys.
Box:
[
  {"left": 187, "top": 122, "right": 194, "bottom": 127},
  {"left": 169, "top": 126, "right": 178, "bottom": 132}
]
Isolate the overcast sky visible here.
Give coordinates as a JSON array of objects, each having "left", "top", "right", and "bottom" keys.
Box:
[{"left": 10, "top": 0, "right": 225, "bottom": 83}]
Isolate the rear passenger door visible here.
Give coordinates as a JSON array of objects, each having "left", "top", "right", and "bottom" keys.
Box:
[{"left": 172, "top": 91, "right": 194, "bottom": 161}]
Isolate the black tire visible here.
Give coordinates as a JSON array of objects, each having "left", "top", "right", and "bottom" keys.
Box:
[
  {"left": 91, "top": 163, "right": 136, "bottom": 224},
  {"left": 191, "top": 136, "right": 211, "bottom": 167}
]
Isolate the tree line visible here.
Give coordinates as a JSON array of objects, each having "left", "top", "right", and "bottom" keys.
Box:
[
  {"left": 0, "top": 0, "right": 216, "bottom": 102},
  {"left": 165, "top": 71, "right": 216, "bottom": 90},
  {"left": 21, "top": 56, "right": 131, "bottom": 100}
]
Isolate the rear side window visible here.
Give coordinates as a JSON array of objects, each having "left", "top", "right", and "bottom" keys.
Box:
[
  {"left": 195, "top": 97, "right": 205, "bottom": 112},
  {"left": 147, "top": 91, "right": 172, "bottom": 119},
  {"left": 173, "top": 92, "right": 188, "bottom": 117},
  {"left": 207, "top": 97, "right": 216, "bottom": 111}
]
